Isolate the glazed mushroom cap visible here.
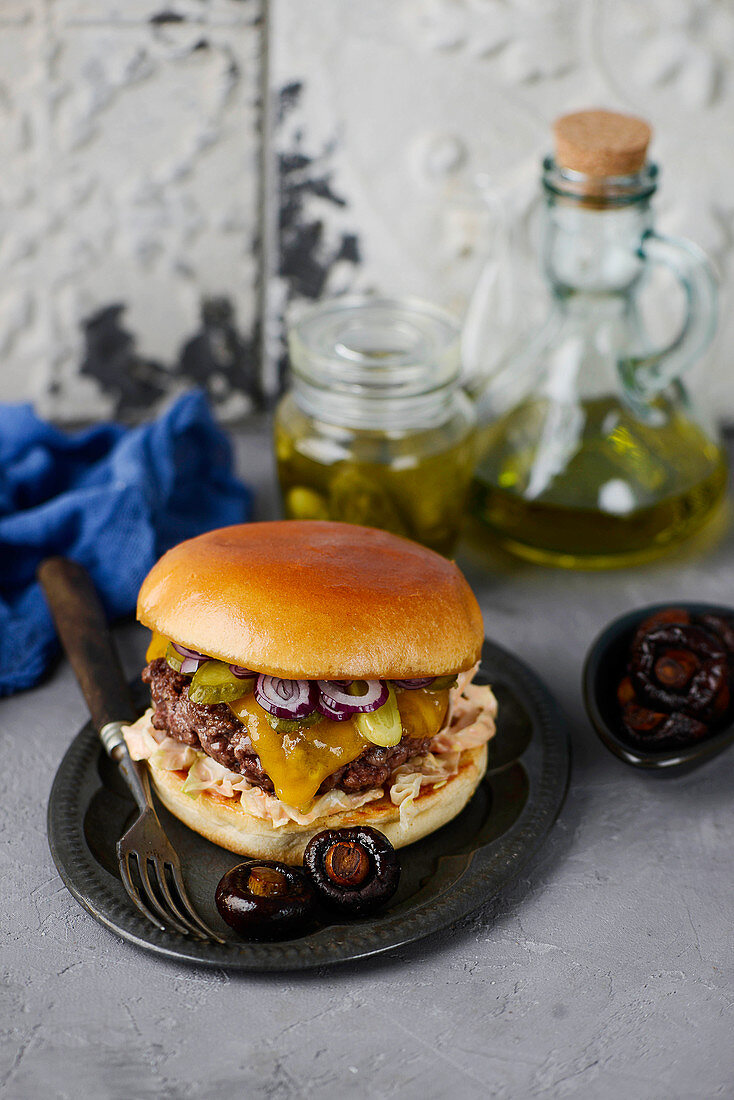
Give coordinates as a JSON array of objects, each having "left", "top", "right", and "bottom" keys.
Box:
[
  {"left": 215, "top": 860, "right": 316, "bottom": 940},
  {"left": 303, "top": 826, "right": 400, "bottom": 916},
  {"left": 630, "top": 623, "right": 728, "bottom": 719}
]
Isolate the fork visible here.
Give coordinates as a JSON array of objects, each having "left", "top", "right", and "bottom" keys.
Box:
[{"left": 39, "top": 557, "right": 225, "bottom": 944}]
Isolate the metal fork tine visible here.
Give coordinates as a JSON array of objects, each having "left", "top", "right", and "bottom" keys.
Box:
[
  {"left": 136, "top": 854, "right": 196, "bottom": 939},
  {"left": 167, "top": 859, "right": 226, "bottom": 944},
  {"left": 149, "top": 857, "right": 210, "bottom": 941},
  {"left": 118, "top": 850, "right": 166, "bottom": 933}
]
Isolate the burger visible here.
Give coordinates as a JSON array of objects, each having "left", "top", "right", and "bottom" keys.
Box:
[{"left": 123, "top": 521, "right": 497, "bottom": 864}]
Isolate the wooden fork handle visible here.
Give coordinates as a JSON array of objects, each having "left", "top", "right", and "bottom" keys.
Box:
[{"left": 38, "top": 557, "right": 137, "bottom": 733}]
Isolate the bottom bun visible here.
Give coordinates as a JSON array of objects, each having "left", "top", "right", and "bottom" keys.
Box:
[{"left": 148, "top": 744, "right": 488, "bottom": 865}]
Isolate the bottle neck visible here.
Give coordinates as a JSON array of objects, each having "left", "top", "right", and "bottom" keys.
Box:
[
  {"left": 543, "top": 199, "right": 654, "bottom": 299},
  {"left": 541, "top": 157, "right": 658, "bottom": 299}
]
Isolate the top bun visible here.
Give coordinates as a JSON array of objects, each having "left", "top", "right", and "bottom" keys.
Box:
[{"left": 137, "top": 521, "right": 483, "bottom": 679}]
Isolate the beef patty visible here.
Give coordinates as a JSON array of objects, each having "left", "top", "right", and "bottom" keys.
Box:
[{"left": 142, "top": 659, "right": 432, "bottom": 797}]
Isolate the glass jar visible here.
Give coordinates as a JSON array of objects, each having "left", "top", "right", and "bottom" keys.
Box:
[
  {"left": 470, "top": 110, "right": 726, "bottom": 568},
  {"left": 275, "top": 297, "right": 476, "bottom": 555}
]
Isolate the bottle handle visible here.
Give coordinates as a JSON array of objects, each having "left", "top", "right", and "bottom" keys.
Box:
[{"left": 623, "top": 230, "right": 717, "bottom": 396}]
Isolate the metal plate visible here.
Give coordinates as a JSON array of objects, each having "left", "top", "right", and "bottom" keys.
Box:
[{"left": 47, "top": 639, "right": 570, "bottom": 970}]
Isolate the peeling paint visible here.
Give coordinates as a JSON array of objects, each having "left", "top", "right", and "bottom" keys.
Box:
[
  {"left": 274, "top": 80, "right": 361, "bottom": 385},
  {"left": 79, "top": 297, "right": 261, "bottom": 420}
]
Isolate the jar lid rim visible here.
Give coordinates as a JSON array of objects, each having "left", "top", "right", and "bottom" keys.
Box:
[{"left": 288, "top": 295, "right": 462, "bottom": 396}]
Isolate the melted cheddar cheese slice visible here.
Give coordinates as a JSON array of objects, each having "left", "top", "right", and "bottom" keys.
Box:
[
  {"left": 229, "top": 693, "right": 366, "bottom": 807},
  {"left": 146, "top": 632, "right": 169, "bottom": 662},
  {"left": 228, "top": 687, "right": 450, "bottom": 809}
]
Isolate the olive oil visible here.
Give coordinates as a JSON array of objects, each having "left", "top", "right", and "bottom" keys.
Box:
[
  {"left": 467, "top": 110, "right": 725, "bottom": 569},
  {"left": 472, "top": 396, "right": 727, "bottom": 568}
]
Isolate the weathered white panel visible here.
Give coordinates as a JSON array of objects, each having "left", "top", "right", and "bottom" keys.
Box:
[
  {"left": 270, "top": 0, "right": 734, "bottom": 416},
  {"left": 0, "top": 0, "right": 263, "bottom": 420},
  {"left": 64, "top": 1, "right": 256, "bottom": 21},
  {"left": 3, "top": 1, "right": 734, "bottom": 419},
  {"left": 0, "top": 9, "right": 48, "bottom": 406}
]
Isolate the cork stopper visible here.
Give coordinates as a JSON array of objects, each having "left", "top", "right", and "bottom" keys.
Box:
[{"left": 553, "top": 109, "right": 652, "bottom": 177}]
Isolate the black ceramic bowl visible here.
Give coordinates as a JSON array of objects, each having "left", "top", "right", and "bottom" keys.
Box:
[{"left": 583, "top": 601, "right": 734, "bottom": 769}]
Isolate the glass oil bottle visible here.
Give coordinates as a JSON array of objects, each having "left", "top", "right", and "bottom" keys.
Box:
[{"left": 471, "top": 109, "right": 726, "bottom": 568}]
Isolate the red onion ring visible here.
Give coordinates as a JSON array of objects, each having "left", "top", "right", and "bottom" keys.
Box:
[
  {"left": 317, "top": 680, "right": 388, "bottom": 717},
  {"left": 255, "top": 675, "right": 317, "bottom": 719},
  {"left": 392, "top": 678, "right": 436, "bottom": 690},
  {"left": 172, "top": 642, "right": 208, "bottom": 661},
  {"left": 316, "top": 693, "right": 351, "bottom": 722},
  {"left": 229, "top": 665, "right": 257, "bottom": 679},
  {"left": 179, "top": 656, "right": 206, "bottom": 675}
]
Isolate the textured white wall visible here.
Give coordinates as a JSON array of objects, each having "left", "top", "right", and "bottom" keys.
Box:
[
  {"left": 0, "top": 0, "right": 263, "bottom": 420},
  {"left": 3, "top": 1, "right": 734, "bottom": 419}
]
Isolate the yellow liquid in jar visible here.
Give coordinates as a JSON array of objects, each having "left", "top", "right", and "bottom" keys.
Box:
[
  {"left": 275, "top": 415, "right": 476, "bottom": 557},
  {"left": 471, "top": 396, "right": 727, "bottom": 568}
]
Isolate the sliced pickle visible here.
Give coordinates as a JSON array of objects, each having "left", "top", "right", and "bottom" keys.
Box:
[
  {"left": 166, "top": 643, "right": 184, "bottom": 673},
  {"left": 356, "top": 685, "right": 402, "bottom": 747},
  {"left": 285, "top": 486, "right": 330, "bottom": 521},
  {"left": 328, "top": 467, "right": 409, "bottom": 537},
  {"left": 267, "top": 712, "right": 323, "bottom": 734},
  {"left": 188, "top": 660, "right": 254, "bottom": 705},
  {"left": 426, "top": 675, "right": 458, "bottom": 691}
]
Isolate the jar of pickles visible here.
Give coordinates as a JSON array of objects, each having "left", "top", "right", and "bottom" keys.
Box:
[{"left": 275, "top": 297, "right": 476, "bottom": 555}]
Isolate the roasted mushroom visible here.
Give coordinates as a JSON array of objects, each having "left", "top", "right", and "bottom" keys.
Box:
[
  {"left": 632, "top": 606, "right": 690, "bottom": 647},
  {"left": 629, "top": 623, "right": 729, "bottom": 722},
  {"left": 697, "top": 613, "right": 734, "bottom": 656},
  {"left": 215, "top": 860, "right": 316, "bottom": 940},
  {"left": 620, "top": 701, "right": 708, "bottom": 746},
  {"left": 304, "top": 826, "right": 400, "bottom": 916},
  {"left": 616, "top": 676, "right": 636, "bottom": 708},
  {"left": 617, "top": 606, "right": 734, "bottom": 749}
]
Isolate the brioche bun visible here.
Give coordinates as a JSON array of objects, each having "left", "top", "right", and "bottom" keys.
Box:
[
  {"left": 149, "top": 744, "right": 488, "bottom": 865},
  {"left": 137, "top": 521, "right": 483, "bottom": 680}
]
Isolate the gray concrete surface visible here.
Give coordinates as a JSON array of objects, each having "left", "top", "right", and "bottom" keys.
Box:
[{"left": 2, "top": 419, "right": 733, "bottom": 1100}]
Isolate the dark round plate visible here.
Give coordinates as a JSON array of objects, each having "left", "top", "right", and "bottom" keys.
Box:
[{"left": 47, "top": 639, "right": 570, "bottom": 971}]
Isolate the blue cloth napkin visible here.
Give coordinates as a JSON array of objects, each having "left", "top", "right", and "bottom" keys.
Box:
[{"left": 0, "top": 390, "right": 253, "bottom": 696}]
